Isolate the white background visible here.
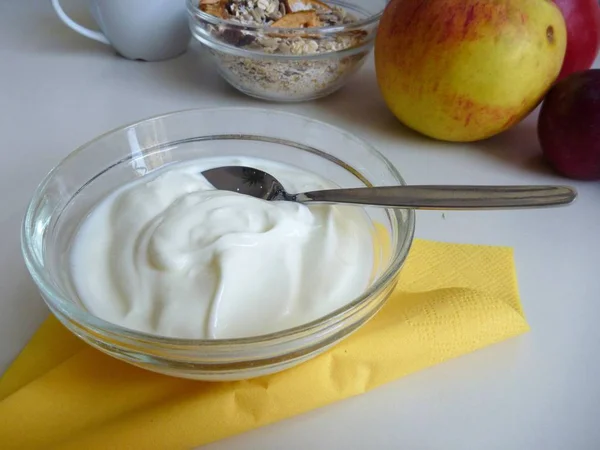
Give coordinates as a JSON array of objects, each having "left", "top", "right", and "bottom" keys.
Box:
[{"left": 1, "top": 1, "right": 598, "bottom": 449}]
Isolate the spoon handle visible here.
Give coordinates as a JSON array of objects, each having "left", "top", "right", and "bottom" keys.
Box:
[{"left": 297, "top": 185, "right": 577, "bottom": 210}]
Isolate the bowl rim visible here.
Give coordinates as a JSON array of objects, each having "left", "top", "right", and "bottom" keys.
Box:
[
  {"left": 187, "top": 0, "right": 386, "bottom": 33},
  {"left": 194, "top": 29, "right": 371, "bottom": 61},
  {"left": 21, "top": 107, "right": 415, "bottom": 349}
]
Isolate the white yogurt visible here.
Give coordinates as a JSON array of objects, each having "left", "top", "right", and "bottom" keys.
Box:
[{"left": 70, "top": 156, "right": 374, "bottom": 339}]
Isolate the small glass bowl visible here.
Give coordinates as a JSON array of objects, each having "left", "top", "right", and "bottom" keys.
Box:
[
  {"left": 21, "top": 108, "right": 415, "bottom": 381},
  {"left": 187, "top": 0, "right": 387, "bottom": 102}
]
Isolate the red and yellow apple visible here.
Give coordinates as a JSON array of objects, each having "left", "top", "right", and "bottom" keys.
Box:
[{"left": 375, "top": 0, "right": 567, "bottom": 142}]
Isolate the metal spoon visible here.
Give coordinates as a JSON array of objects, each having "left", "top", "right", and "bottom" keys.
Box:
[{"left": 202, "top": 166, "right": 577, "bottom": 210}]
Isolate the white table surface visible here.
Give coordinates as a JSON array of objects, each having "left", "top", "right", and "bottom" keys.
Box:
[{"left": 1, "top": 1, "right": 599, "bottom": 449}]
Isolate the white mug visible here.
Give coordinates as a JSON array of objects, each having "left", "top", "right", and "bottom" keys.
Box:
[{"left": 51, "top": 0, "right": 191, "bottom": 61}]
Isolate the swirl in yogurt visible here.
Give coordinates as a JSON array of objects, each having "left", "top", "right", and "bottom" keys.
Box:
[{"left": 70, "top": 157, "right": 374, "bottom": 339}]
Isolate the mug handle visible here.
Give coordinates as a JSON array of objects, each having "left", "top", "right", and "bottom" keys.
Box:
[{"left": 51, "top": 0, "right": 110, "bottom": 45}]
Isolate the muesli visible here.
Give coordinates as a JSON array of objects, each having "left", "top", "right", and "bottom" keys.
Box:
[{"left": 199, "top": 0, "right": 371, "bottom": 100}]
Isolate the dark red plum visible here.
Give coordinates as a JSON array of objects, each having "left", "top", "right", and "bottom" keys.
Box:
[{"left": 538, "top": 69, "right": 600, "bottom": 180}]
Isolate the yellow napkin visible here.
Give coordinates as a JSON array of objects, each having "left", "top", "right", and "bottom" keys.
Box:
[{"left": 0, "top": 239, "right": 529, "bottom": 450}]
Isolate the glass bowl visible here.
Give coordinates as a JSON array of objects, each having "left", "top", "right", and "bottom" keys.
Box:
[
  {"left": 187, "top": 0, "right": 388, "bottom": 102},
  {"left": 21, "top": 107, "right": 415, "bottom": 381}
]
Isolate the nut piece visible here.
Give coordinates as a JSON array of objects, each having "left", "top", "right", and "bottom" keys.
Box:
[
  {"left": 284, "top": 0, "right": 332, "bottom": 13},
  {"left": 272, "top": 11, "right": 321, "bottom": 28},
  {"left": 200, "top": 0, "right": 228, "bottom": 19}
]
